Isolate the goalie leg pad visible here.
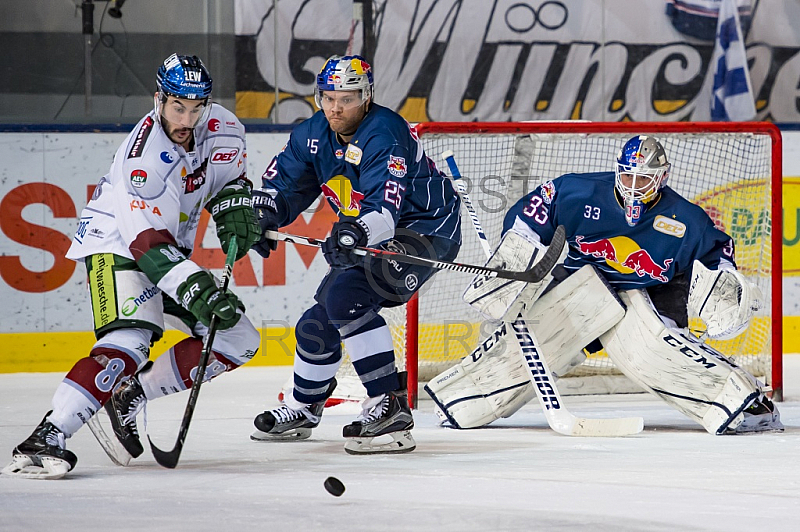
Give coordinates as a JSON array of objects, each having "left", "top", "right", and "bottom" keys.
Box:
[
  {"left": 522, "top": 265, "right": 626, "bottom": 377},
  {"left": 425, "top": 323, "right": 534, "bottom": 429},
  {"left": 601, "top": 290, "right": 773, "bottom": 435},
  {"left": 426, "top": 265, "right": 626, "bottom": 428}
]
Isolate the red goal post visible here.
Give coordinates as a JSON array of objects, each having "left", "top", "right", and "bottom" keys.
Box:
[{"left": 399, "top": 121, "right": 783, "bottom": 405}]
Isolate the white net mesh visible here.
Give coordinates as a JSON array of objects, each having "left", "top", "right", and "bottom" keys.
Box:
[{"left": 335, "top": 124, "right": 778, "bottom": 399}]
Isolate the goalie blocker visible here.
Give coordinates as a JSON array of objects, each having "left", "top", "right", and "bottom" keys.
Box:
[{"left": 428, "top": 263, "right": 780, "bottom": 434}]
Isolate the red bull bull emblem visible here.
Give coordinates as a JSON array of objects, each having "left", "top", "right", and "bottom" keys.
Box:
[
  {"left": 387, "top": 155, "right": 407, "bottom": 178},
  {"left": 575, "top": 235, "right": 673, "bottom": 282},
  {"left": 327, "top": 74, "right": 342, "bottom": 84},
  {"left": 335, "top": 148, "right": 344, "bottom": 159}
]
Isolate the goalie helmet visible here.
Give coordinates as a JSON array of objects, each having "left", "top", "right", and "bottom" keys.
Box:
[
  {"left": 615, "top": 135, "right": 671, "bottom": 226},
  {"left": 315, "top": 55, "right": 374, "bottom": 109}
]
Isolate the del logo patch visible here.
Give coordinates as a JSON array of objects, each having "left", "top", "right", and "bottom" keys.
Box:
[
  {"left": 653, "top": 215, "right": 686, "bottom": 238},
  {"left": 387, "top": 155, "right": 407, "bottom": 178},
  {"left": 345, "top": 144, "right": 362, "bottom": 165}
]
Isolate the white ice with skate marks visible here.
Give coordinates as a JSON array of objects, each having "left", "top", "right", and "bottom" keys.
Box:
[{"left": 1, "top": 360, "right": 800, "bottom": 531}]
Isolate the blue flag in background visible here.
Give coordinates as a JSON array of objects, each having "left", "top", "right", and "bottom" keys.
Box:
[{"left": 710, "top": 0, "right": 756, "bottom": 121}]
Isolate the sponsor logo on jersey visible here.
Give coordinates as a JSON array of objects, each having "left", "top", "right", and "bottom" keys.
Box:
[
  {"left": 210, "top": 147, "right": 240, "bottom": 164},
  {"left": 575, "top": 235, "right": 673, "bottom": 282},
  {"left": 128, "top": 116, "right": 154, "bottom": 159},
  {"left": 387, "top": 155, "right": 407, "bottom": 178},
  {"left": 129, "top": 199, "right": 162, "bottom": 216},
  {"left": 130, "top": 169, "right": 147, "bottom": 188},
  {"left": 321, "top": 175, "right": 364, "bottom": 216},
  {"left": 335, "top": 148, "right": 344, "bottom": 159},
  {"left": 160, "top": 151, "right": 174, "bottom": 163},
  {"left": 182, "top": 162, "right": 208, "bottom": 193},
  {"left": 345, "top": 144, "right": 362, "bottom": 165},
  {"left": 121, "top": 285, "right": 161, "bottom": 317},
  {"left": 540, "top": 180, "right": 556, "bottom": 204},
  {"left": 653, "top": 215, "right": 686, "bottom": 238},
  {"left": 160, "top": 245, "right": 185, "bottom": 263},
  {"left": 208, "top": 119, "right": 220, "bottom": 132}
]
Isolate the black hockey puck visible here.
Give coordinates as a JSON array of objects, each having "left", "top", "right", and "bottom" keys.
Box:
[{"left": 324, "top": 476, "right": 345, "bottom": 497}]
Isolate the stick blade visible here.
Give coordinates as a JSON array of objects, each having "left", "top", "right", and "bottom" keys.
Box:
[
  {"left": 557, "top": 416, "right": 644, "bottom": 437},
  {"left": 148, "top": 436, "right": 181, "bottom": 469}
]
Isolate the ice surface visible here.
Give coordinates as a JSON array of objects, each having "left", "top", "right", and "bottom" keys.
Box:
[{"left": 2, "top": 359, "right": 799, "bottom": 531}]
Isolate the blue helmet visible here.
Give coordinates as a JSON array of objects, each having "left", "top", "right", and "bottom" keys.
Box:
[
  {"left": 156, "top": 53, "right": 212, "bottom": 100},
  {"left": 315, "top": 55, "right": 373, "bottom": 108}
]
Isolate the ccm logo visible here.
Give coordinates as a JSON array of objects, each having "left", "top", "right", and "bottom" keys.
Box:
[{"left": 210, "top": 148, "right": 239, "bottom": 164}]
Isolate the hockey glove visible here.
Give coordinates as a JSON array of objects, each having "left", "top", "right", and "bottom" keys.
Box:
[
  {"left": 207, "top": 180, "right": 260, "bottom": 261},
  {"left": 322, "top": 216, "right": 368, "bottom": 269},
  {"left": 177, "top": 271, "right": 241, "bottom": 330},
  {"left": 252, "top": 190, "right": 281, "bottom": 258}
]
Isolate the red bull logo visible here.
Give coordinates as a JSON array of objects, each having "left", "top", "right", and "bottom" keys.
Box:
[
  {"left": 327, "top": 74, "right": 342, "bottom": 84},
  {"left": 575, "top": 235, "right": 673, "bottom": 282},
  {"left": 387, "top": 155, "right": 407, "bottom": 178},
  {"left": 576, "top": 236, "right": 617, "bottom": 262},
  {"left": 351, "top": 58, "right": 371, "bottom": 75},
  {"left": 321, "top": 175, "right": 364, "bottom": 216},
  {"left": 621, "top": 250, "right": 673, "bottom": 282}
]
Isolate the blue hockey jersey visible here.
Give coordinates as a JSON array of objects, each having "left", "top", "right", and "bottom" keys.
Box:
[
  {"left": 261, "top": 104, "right": 461, "bottom": 246},
  {"left": 503, "top": 172, "right": 736, "bottom": 290}
]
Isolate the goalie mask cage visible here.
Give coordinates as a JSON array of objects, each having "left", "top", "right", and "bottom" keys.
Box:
[{"left": 332, "top": 122, "right": 782, "bottom": 407}]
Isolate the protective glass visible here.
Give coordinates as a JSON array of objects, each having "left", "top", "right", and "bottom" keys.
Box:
[{"left": 316, "top": 90, "right": 368, "bottom": 111}]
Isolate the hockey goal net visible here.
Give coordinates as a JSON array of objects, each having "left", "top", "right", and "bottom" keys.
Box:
[{"left": 333, "top": 122, "right": 783, "bottom": 406}]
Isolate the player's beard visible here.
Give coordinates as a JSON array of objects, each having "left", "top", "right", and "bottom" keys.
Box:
[{"left": 164, "top": 121, "right": 193, "bottom": 148}]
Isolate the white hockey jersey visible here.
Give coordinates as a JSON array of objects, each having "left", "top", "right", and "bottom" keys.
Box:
[{"left": 67, "top": 104, "right": 247, "bottom": 298}]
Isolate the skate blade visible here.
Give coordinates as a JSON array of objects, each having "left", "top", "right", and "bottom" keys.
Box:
[
  {"left": 344, "top": 430, "right": 416, "bottom": 455},
  {"left": 86, "top": 410, "right": 133, "bottom": 466},
  {"left": 1, "top": 454, "right": 71, "bottom": 480},
  {"left": 250, "top": 428, "right": 312, "bottom": 442}
]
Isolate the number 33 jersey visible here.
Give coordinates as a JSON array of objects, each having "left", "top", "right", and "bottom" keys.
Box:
[{"left": 503, "top": 171, "right": 736, "bottom": 290}]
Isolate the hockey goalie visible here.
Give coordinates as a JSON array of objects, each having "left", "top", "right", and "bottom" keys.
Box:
[{"left": 426, "top": 135, "right": 782, "bottom": 435}]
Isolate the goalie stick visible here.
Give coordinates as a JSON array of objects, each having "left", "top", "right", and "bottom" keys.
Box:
[
  {"left": 444, "top": 150, "right": 643, "bottom": 437},
  {"left": 264, "top": 227, "right": 565, "bottom": 284},
  {"left": 442, "top": 150, "right": 492, "bottom": 259},
  {"left": 148, "top": 239, "right": 238, "bottom": 469}
]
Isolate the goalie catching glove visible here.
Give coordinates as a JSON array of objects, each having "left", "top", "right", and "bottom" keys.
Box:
[
  {"left": 177, "top": 270, "right": 241, "bottom": 330},
  {"left": 207, "top": 179, "right": 261, "bottom": 261},
  {"left": 687, "top": 260, "right": 762, "bottom": 339}
]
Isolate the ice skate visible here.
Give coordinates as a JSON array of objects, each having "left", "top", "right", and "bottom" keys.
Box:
[
  {"left": 342, "top": 374, "right": 416, "bottom": 455},
  {"left": 727, "top": 396, "right": 784, "bottom": 434},
  {"left": 251, "top": 378, "right": 337, "bottom": 441},
  {"left": 105, "top": 375, "right": 147, "bottom": 457},
  {"left": 1, "top": 411, "right": 78, "bottom": 480}
]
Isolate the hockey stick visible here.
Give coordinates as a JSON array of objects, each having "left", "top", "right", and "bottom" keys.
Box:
[
  {"left": 444, "top": 150, "right": 643, "bottom": 437},
  {"left": 442, "top": 150, "right": 493, "bottom": 260},
  {"left": 512, "top": 316, "right": 644, "bottom": 436},
  {"left": 148, "top": 239, "right": 238, "bottom": 468},
  {"left": 264, "top": 227, "right": 565, "bottom": 284}
]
